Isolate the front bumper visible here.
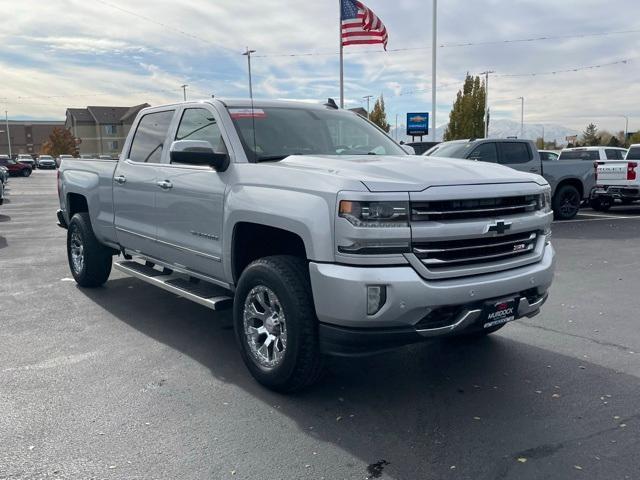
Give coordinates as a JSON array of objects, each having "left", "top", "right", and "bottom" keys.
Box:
[{"left": 310, "top": 244, "right": 555, "bottom": 355}]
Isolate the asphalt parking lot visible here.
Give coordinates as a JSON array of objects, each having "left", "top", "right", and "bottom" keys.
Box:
[{"left": 1, "top": 170, "right": 640, "bottom": 480}]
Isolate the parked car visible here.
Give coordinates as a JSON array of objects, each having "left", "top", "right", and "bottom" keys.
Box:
[
  {"left": 558, "top": 146, "right": 627, "bottom": 161},
  {"left": 17, "top": 154, "right": 36, "bottom": 169},
  {"left": 424, "top": 139, "right": 594, "bottom": 220},
  {"left": 590, "top": 144, "right": 640, "bottom": 210},
  {"left": 36, "top": 155, "right": 57, "bottom": 169},
  {"left": 0, "top": 174, "right": 4, "bottom": 205},
  {"left": 0, "top": 155, "right": 32, "bottom": 177},
  {"left": 539, "top": 150, "right": 560, "bottom": 161},
  {"left": 406, "top": 141, "right": 439, "bottom": 155},
  {"left": 80, "top": 154, "right": 95, "bottom": 159},
  {"left": 58, "top": 99, "right": 555, "bottom": 391}
]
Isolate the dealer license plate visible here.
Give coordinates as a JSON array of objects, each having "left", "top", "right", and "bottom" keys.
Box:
[{"left": 483, "top": 298, "right": 517, "bottom": 329}]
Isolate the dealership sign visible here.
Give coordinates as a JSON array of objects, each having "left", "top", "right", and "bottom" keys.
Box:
[{"left": 407, "top": 113, "right": 429, "bottom": 136}]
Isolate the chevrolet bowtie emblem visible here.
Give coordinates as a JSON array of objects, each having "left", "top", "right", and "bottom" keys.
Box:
[{"left": 486, "top": 220, "right": 512, "bottom": 235}]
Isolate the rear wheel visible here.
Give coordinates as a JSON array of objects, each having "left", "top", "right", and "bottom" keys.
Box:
[
  {"left": 234, "top": 255, "right": 323, "bottom": 392},
  {"left": 590, "top": 197, "right": 612, "bottom": 212},
  {"left": 67, "top": 212, "right": 113, "bottom": 287},
  {"left": 552, "top": 184, "right": 581, "bottom": 220}
]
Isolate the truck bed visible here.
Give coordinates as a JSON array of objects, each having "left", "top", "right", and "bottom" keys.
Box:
[{"left": 58, "top": 158, "right": 119, "bottom": 247}]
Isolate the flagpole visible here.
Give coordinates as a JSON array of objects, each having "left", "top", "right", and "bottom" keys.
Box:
[{"left": 339, "top": 0, "right": 344, "bottom": 108}]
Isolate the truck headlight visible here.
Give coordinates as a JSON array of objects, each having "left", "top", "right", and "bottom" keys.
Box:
[
  {"left": 339, "top": 200, "right": 409, "bottom": 228},
  {"left": 541, "top": 188, "right": 552, "bottom": 213}
]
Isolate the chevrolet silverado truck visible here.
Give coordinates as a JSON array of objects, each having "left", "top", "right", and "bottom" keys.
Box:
[
  {"left": 590, "top": 144, "right": 640, "bottom": 210},
  {"left": 424, "top": 139, "right": 595, "bottom": 220},
  {"left": 57, "top": 99, "right": 555, "bottom": 391}
]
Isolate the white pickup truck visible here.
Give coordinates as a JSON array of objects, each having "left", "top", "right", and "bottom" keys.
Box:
[
  {"left": 57, "top": 99, "right": 555, "bottom": 391},
  {"left": 591, "top": 144, "right": 640, "bottom": 211}
]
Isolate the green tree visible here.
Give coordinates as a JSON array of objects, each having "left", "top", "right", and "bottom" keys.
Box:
[
  {"left": 443, "top": 74, "right": 486, "bottom": 140},
  {"left": 42, "top": 127, "right": 78, "bottom": 157},
  {"left": 628, "top": 132, "right": 640, "bottom": 145},
  {"left": 535, "top": 137, "right": 544, "bottom": 149},
  {"left": 581, "top": 123, "right": 600, "bottom": 146},
  {"left": 368, "top": 94, "right": 390, "bottom": 132},
  {"left": 607, "top": 135, "right": 621, "bottom": 147}
]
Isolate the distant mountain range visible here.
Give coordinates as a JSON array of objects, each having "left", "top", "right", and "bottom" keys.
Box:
[{"left": 390, "top": 118, "right": 580, "bottom": 145}]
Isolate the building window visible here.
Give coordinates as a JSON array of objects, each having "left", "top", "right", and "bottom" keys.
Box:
[
  {"left": 105, "top": 125, "right": 118, "bottom": 135},
  {"left": 107, "top": 140, "right": 119, "bottom": 151}
]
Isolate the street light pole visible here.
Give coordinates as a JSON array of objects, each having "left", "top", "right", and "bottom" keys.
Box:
[
  {"left": 242, "top": 47, "right": 257, "bottom": 100},
  {"left": 4, "top": 111, "right": 11, "bottom": 158},
  {"left": 517, "top": 96, "right": 524, "bottom": 139},
  {"left": 430, "top": 0, "right": 437, "bottom": 142},
  {"left": 623, "top": 115, "right": 629, "bottom": 144},
  {"left": 363, "top": 95, "right": 373, "bottom": 115},
  {"left": 480, "top": 71, "right": 495, "bottom": 138},
  {"left": 181, "top": 84, "right": 188, "bottom": 101}
]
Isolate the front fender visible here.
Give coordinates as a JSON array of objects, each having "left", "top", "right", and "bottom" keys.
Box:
[{"left": 223, "top": 185, "right": 337, "bottom": 280}]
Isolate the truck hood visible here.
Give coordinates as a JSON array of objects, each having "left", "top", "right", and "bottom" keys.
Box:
[{"left": 276, "top": 155, "right": 546, "bottom": 192}]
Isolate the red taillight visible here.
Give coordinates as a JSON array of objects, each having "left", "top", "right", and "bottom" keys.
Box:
[{"left": 628, "top": 162, "right": 637, "bottom": 181}]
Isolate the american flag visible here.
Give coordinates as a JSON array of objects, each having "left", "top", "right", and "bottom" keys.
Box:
[{"left": 341, "top": 0, "right": 388, "bottom": 50}]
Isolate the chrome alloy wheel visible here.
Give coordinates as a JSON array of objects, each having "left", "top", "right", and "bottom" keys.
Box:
[
  {"left": 243, "top": 286, "right": 287, "bottom": 369},
  {"left": 70, "top": 228, "right": 84, "bottom": 275}
]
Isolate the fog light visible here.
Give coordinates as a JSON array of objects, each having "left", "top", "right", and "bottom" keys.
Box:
[{"left": 367, "top": 285, "right": 387, "bottom": 315}]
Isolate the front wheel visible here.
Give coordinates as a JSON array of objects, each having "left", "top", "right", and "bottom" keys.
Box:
[
  {"left": 552, "top": 185, "right": 581, "bottom": 220},
  {"left": 22, "top": 168, "right": 32, "bottom": 177},
  {"left": 233, "top": 255, "right": 323, "bottom": 392},
  {"left": 67, "top": 212, "right": 113, "bottom": 287},
  {"left": 590, "top": 197, "right": 612, "bottom": 212}
]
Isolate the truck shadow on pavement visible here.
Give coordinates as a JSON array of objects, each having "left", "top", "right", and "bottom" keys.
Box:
[{"left": 80, "top": 277, "right": 640, "bottom": 480}]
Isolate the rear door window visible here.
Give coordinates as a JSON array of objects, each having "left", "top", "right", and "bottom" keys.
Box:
[
  {"left": 468, "top": 142, "right": 498, "bottom": 163},
  {"left": 498, "top": 142, "right": 532, "bottom": 164},
  {"left": 128, "top": 110, "right": 175, "bottom": 163},
  {"left": 605, "top": 149, "right": 624, "bottom": 160},
  {"left": 558, "top": 150, "right": 600, "bottom": 160},
  {"left": 626, "top": 147, "right": 640, "bottom": 160}
]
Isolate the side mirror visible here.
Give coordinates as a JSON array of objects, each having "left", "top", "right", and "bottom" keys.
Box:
[
  {"left": 402, "top": 145, "right": 416, "bottom": 155},
  {"left": 169, "top": 140, "right": 229, "bottom": 171}
]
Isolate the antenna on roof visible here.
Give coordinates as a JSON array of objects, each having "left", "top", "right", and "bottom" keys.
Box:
[{"left": 325, "top": 98, "right": 339, "bottom": 109}]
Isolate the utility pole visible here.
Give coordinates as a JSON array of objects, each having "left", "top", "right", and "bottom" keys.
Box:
[
  {"left": 4, "top": 111, "right": 11, "bottom": 158},
  {"left": 242, "top": 47, "right": 256, "bottom": 100},
  {"left": 622, "top": 115, "right": 629, "bottom": 144},
  {"left": 517, "top": 96, "right": 524, "bottom": 139},
  {"left": 181, "top": 84, "right": 188, "bottom": 101},
  {"left": 363, "top": 95, "right": 373, "bottom": 115},
  {"left": 431, "top": 0, "right": 437, "bottom": 142},
  {"left": 395, "top": 113, "right": 399, "bottom": 140},
  {"left": 480, "top": 70, "right": 495, "bottom": 138}
]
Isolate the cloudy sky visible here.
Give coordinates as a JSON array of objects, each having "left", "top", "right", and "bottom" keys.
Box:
[{"left": 1, "top": 0, "right": 639, "bottom": 132}]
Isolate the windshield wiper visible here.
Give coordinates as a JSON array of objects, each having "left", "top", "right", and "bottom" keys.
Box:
[{"left": 255, "top": 154, "right": 291, "bottom": 163}]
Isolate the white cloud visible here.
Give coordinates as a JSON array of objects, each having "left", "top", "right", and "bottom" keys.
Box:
[{"left": 0, "top": 0, "right": 639, "bottom": 132}]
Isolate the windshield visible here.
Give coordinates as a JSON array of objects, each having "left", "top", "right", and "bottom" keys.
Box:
[
  {"left": 423, "top": 141, "right": 469, "bottom": 158},
  {"left": 227, "top": 106, "right": 405, "bottom": 162},
  {"left": 558, "top": 150, "right": 599, "bottom": 160},
  {"left": 18, "top": 155, "right": 32, "bottom": 159}
]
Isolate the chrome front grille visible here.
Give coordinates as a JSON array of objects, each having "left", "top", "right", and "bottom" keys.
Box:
[
  {"left": 413, "top": 231, "right": 539, "bottom": 269},
  {"left": 411, "top": 195, "right": 541, "bottom": 221}
]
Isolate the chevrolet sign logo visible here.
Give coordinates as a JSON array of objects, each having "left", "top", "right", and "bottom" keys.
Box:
[{"left": 485, "top": 220, "right": 512, "bottom": 235}]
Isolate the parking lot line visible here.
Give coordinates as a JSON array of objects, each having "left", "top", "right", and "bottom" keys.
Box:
[{"left": 559, "top": 215, "right": 637, "bottom": 223}]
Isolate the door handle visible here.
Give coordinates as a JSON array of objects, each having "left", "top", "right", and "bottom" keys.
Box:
[
  {"left": 156, "top": 180, "right": 173, "bottom": 190},
  {"left": 529, "top": 168, "right": 539, "bottom": 173},
  {"left": 114, "top": 175, "right": 126, "bottom": 184}
]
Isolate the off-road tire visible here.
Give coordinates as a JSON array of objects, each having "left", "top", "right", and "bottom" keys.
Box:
[
  {"left": 234, "top": 255, "right": 323, "bottom": 392},
  {"left": 590, "top": 197, "right": 612, "bottom": 212},
  {"left": 552, "top": 184, "right": 581, "bottom": 220},
  {"left": 67, "top": 212, "right": 113, "bottom": 287}
]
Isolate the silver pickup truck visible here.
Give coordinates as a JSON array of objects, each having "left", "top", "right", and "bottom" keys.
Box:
[
  {"left": 424, "top": 139, "right": 595, "bottom": 220},
  {"left": 57, "top": 99, "right": 555, "bottom": 391}
]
